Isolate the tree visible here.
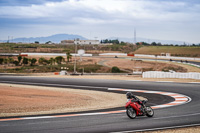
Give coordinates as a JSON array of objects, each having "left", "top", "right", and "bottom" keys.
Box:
[
  {"left": 55, "top": 56, "right": 64, "bottom": 64},
  {"left": 151, "top": 42, "right": 157, "bottom": 46},
  {"left": 66, "top": 51, "right": 72, "bottom": 62},
  {"left": 13, "top": 61, "right": 19, "bottom": 66},
  {"left": 39, "top": 57, "right": 47, "bottom": 65},
  {"left": 18, "top": 56, "right": 22, "bottom": 63},
  {"left": 49, "top": 58, "right": 55, "bottom": 65},
  {"left": 45, "top": 41, "right": 52, "bottom": 44},
  {"left": 0, "top": 58, "right": 4, "bottom": 64},
  {"left": 44, "top": 59, "right": 50, "bottom": 65},
  {"left": 3, "top": 58, "right": 8, "bottom": 64},
  {"left": 8, "top": 57, "right": 14, "bottom": 64},
  {"left": 39, "top": 58, "right": 44, "bottom": 65},
  {"left": 30, "top": 58, "right": 37, "bottom": 66},
  {"left": 18, "top": 56, "right": 22, "bottom": 65},
  {"left": 111, "top": 66, "right": 120, "bottom": 73},
  {"left": 35, "top": 41, "right": 39, "bottom": 44},
  {"left": 22, "top": 57, "right": 28, "bottom": 65}
]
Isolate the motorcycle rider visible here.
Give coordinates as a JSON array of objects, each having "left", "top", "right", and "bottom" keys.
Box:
[{"left": 126, "top": 92, "right": 145, "bottom": 114}]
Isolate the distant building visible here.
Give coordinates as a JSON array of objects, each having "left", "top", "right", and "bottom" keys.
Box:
[
  {"left": 100, "top": 43, "right": 113, "bottom": 46},
  {"left": 60, "top": 40, "right": 74, "bottom": 45},
  {"left": 61, "top": 39, "right": 100, "bottom": 45}
]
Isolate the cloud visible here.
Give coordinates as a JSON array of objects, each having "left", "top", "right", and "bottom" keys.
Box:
[
  {"left": 0, "top": 0, "right": 200, "bottom": 43},
  {"left": 0, "top": 0, "right": 65, "bottom": 6},
  {"left": 1, "top": 0, "right": 199, "bottom": 22}
]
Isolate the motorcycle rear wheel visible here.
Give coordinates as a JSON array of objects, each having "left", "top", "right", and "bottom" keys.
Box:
[
  {"left": 146, "top": 106, "right": 154, "bottom": 117},
  {"left": 126, "top": 107, "right": 136, "bottom": 119}
]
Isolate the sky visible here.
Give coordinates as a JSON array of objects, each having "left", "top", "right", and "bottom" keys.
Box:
[{"left": 0, "top": 0, "right": 200, "bottom": 44}]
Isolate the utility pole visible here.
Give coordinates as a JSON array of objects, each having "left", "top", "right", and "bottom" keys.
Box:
[
  {"left": 74, "top": 39, "right": 78, "bottom": 74},
  {"left": 7, "top": 36, "right": 10, "bottom": 43},
  {"left": 134, "top": 28, "right": 136, "bottom": 45}
]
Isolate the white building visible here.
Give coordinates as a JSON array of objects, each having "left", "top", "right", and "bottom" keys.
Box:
[
  {"left": 74, "top": 39, "right": 100, "bottom": 45},
  {"left": 60, "top": 40, "right": 74, "bottom": 45},
  {"left": 61, "top": 39, "right": 100, "bottom": 45}
]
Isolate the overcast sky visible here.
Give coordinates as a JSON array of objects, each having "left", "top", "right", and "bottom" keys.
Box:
[{"left": 0, "top": 0, "right": 200, "bottom": 43}]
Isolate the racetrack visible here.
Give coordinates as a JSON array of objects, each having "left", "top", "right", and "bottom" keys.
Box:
[{"left": 0, "top": 76, "right": 200, "bottom": 133}]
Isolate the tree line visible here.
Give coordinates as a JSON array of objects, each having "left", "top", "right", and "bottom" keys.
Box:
[
  {"left": 136, "top": 42, "right": 200, "bottom": 46},
  {"left": 0, "top": 52, "right": 72, "bottom": 67},
  {"left": 100, "top": 39, "right": 126, "bottom": 45}
]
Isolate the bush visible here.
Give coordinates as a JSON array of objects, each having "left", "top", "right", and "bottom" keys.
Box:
[
  {"left": 13, "top": 61, "right": 19, "bottom": 66},
  {"left": 111, "top": 66, "right": 120, "bottom": 73},
  {"left": 55, "top": 56, "right": 64, "bottom": 64},
  {"left": 22, "top": 57, "right": 28, "bottom": 65},
  {"left": 0, "top": 58, "right": 3, "bottom": 64}
]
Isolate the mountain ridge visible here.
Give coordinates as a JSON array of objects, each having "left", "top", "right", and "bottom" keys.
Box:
[
  {"left": 0, "top": 34, "right": 87, "bottom": 43},
  {"left": 0, "top": 34, "right": 187, "bottom": 45}
]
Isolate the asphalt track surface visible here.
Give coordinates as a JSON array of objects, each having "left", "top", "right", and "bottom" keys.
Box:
[{"left": 0, "top": 76, "right": 200, "bottom": 133}]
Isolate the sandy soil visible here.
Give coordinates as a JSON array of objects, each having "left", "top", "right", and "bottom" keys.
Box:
[
  {"left": 103, "top": 58, "right": 187, "bottom": 72},
  {"left": 0, "top": 83, "right": 128, "bottom": 117}
]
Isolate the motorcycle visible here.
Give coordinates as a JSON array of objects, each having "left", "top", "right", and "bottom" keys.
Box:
[{"left": 125, "top": 97, "right": 154, "bottom": 119}]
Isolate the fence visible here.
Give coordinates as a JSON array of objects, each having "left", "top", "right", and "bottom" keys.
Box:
[
  {"left": 99, "top": 53, "right": 127, "bottom": 56},
  {"left": 21, "top": 53, "right": 92, "bottom": 57},
  {"left": 142, "top": 71, "right": 200, "bottom": 80},
  {"left": 135, "top": 54, "right": 200, "bottom": 61}
]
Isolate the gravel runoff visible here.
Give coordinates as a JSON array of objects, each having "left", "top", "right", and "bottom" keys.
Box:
[{"left": 0, "top": 83, "right": 130, "bottom": 117}]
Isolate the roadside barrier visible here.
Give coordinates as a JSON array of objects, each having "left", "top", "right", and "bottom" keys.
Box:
[
  {"left": 54, "top": 72, "right": 59, "bottom": 75},
  {"left": 99, "top": 53, "right": 127, "bottom": 56},
  {"left": 21, "top": 53, "right": 92, "bottom": 57},
  {"left": 135, "top": 54, "right": 200, "bottom": 61},
  {"left": 142, "top": 71, "right": 200, "bottom": 80}
]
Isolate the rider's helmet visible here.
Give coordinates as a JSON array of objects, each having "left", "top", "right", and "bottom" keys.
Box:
[{"left": 126, "top": 92, "right": 133, "bottom": 99}]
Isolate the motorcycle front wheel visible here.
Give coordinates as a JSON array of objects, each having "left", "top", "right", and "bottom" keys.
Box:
[
  {"left": 126, "top": 107, "right": 136, "bottom": 119},
  {"left": 146, "top": 106, "right": 154, "bottom": 117}
]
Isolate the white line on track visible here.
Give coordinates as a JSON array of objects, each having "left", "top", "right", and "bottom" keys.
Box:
[
  {"left": 126, "top": 80, "right": 142, "bottom": 82},
  {"left": 111, "top": 123, "right": 200, "bottom": 133},
  {"left": 153, "top": 112, "right": 200, "bottom": 120},
  {"left": 156, "top": 81, "right": 174, "bottom": 83},
  {"left": 189, "top": 82, "right": 200, "bottom": 84},
  {"left": 0, "top": 81, "right": 108, "bottom": 89}
]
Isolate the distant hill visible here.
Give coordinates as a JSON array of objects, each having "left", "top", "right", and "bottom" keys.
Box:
[
  {"left": 0, "top": 33, "right": 189, "bottom": 45},
  {"left": 0, "top": 34, "right": 87, "bottom": 44},
  {"left": 108, "top": 37, "right": 187, "bottom": 45}
]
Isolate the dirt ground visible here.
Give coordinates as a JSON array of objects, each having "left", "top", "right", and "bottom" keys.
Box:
[
  {"left": 74, "top": 57, "right": 188, "bottom": 72},
  {"left": 102, "top": 58, "right": 187, "bottom": 72},
  {"left": 0, "top": 83, "right": 127, "bottom": 117}
]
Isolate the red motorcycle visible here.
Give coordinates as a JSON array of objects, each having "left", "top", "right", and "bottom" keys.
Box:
[{"left": 125, "top": 97, "right": 154, "bottom": 119}]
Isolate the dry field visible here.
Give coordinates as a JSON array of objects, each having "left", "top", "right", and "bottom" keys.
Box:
[
  {"left": 134, "top": 46, "right": 200, "bottom": 57},
  {"left": 102, "top": 58, "right": 187, "bottom": 72}
]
